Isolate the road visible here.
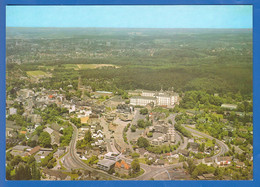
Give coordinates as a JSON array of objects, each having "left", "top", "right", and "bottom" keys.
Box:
[
  {"left": 62, "top": 121, "right": 121, "bottom": 180},
  {"left": 62, "top": 113, "right": 229, "bottom": 180},
  {"left": 182, "top": 125, "right": 229, "bottom": 159},
  {"left": 136, "top": 163, "right": 183, "bottom": 180}
]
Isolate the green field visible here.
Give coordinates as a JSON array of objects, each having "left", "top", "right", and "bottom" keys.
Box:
[
  {"left": 26, "top": 71, "right": 49, "bottom": 77},
  {"left": 64, "top": 64, "right": 119, "bottom": 70}
]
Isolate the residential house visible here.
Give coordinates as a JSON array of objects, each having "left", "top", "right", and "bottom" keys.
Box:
[
  {"left": 104, "top": 152, "right": 121, "bottom": 161},
  {"left": 179, "top": 149, "right": 189, "bottom": 157},
  {"left": 35, "top": 150, "right": 52, "bottom": 163},
  {"left": 202, "top": 173, "right": 215, "bottom": 180},
  {"left": 215, "top": 156, "right": 232, "bottom": 166},
  {"left": 190, "top": 142, "right": 199, "bottom": 153},
  {"left": 97, "top": 159, "right": 116, "bottom": 171},
  {"left": 26, "top": 146, "right": 41, "bottom": 156},
  {"left": 42, "top": 169, "right": 71, "bottom": 180},
  {"left": 203, "top": 158, "right": 214, "bottom": 166}
]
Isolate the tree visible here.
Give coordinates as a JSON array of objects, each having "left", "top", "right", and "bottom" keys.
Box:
[
  {"left": 14, "top": 164, "right": 32, "bottom": 180},
  {"left": 6, "top": 151, "right": 13, "bottom": 161},
  {"left": 38, "top": 132, "right": 51, "bottom": 148},
  {"left": 84, "top": 130, "right": 92, "bottom": 143},
  {"left": 187, "top": 159, "right": 196, "bottom": 174},
  {"left": 11, "top": 155, "right": 22, "bottom": 166},
  {"left": 131, "top": 125, "right": 136, "bottom": 132},
  {"left": 31, "top": 162, "right": 41, "bottom": 180},
  {"left": 131, "top": 152, "right": 140, "bottom": 159},
  {"left": 137, "top": 137, "right": 150, "bottom": 148},
  {"left": 137, "top": 120, "right": 145, "bottom": 128},
  {"left": 86, "top": 155, "right": 98, "bottom": 165},
  {"left": 6, "top": 164, "right": 13, "bottom": 180},
  {"left": 147, "top": 132, "right": 153, "bottom": 137},
  {"left": 131, "top": 159, "right": 140, "bottom": 173},
  {"left": 140, "top": 108, "right": 148, "bottom": 115}
]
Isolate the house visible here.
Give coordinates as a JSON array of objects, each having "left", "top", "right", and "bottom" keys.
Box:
[
  {"left": 190, "top": 142, "right": 199, "bottom": 153},
  {"left": 20, "top": 130, "right": 27, "bottom": 135},
  {"left": 10, "top": 145, "right": 31, "bottom": 157},
  {"left": 26, "top": 146, "right": 41, "bottom": 156},
  {"left": 221, "top": 104, "right": 237, "bottom": 110},
  {"left": 179, "top": 149, "right": 189, "bottom": 157},
  {"left": 104, "top": 152, "right": 121, "bottom": 161},
  {"left": 53, "top": 148, "right": 66, "bottom": 158},
  {"left": 50, "top": 123, "right": 62, "bottom": 132},
  {"left": 202, "top": 173, "right": 215, "bottom": 180},
  {"left": 115, "top": 160, "right": 131, "bottom": 175},
  {"left": 9, "top": 107, "right": 17, "bottom": 115},
  {"left": 197, "top": 175, "right": 205, "bottom": 180},
  {"left": 215, "top": 156, "right": 232, "bottom": 166},
  {"left": 236, "top": 161, "right": 245, "bottom": 168},
  {"left": 97, "top": 159, "right": 116, "bottom": 171},
  {"left": 154, "top": 125, "right": 168, "bottom": 134},
  {"left": 51, "top": 131, "right": 62, "bottom": 145},
  {"left": 203, "top": 158, "right": 214, "bottom": 166},
  {"left": 44, "top": 127, "right": 54, "bottom": 135},
  {"left": 42, "top": 169, "right": 70, "bottom": 180},
  {"left": 35, "top": 150, "right": 52, "bottom": 163},
  {"left": 80, "top": 116, "right": 89, "bottom": 124}
]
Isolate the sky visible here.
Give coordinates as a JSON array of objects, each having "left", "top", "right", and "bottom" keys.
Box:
[{"left": 6, "top": 5, "right": 252, "bottom": 28}]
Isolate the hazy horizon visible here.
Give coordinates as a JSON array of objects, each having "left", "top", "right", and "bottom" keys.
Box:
[{"left": 6, "top": 5, "right": 252, "bottom": 29}]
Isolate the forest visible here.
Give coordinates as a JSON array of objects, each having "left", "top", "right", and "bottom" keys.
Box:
[{"left": 6, "top": 28, "right": 252, "bottom": 96}]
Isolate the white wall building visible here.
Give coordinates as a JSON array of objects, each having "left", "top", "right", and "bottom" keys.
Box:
[
  {"left": 130, "top": 89, "right": 178, "bottom": 107},
  {"left": 130, "top": 96, "right": 157, "bottom": 106}
]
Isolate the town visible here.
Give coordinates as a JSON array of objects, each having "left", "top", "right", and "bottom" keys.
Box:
[{"left": 5, "top": 27, "right": 253, "bottom": 180}]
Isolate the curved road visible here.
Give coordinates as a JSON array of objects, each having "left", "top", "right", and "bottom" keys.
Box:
[
  {"left": 62, "top": 114, "right": 229, "bottom": 180},
  {"left": 182, "top": 125, "right": 229, "bottom": 159},
  {"left": 63, "top": 122, "right": 121, "bottom": 180}
]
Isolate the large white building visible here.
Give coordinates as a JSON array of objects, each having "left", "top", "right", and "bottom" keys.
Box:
[
  {"left": 130, "top": 89, "right": 178, "bottom": 107},
  {"left": 130, "top": 96, "right": 157, "bottom": 106}
]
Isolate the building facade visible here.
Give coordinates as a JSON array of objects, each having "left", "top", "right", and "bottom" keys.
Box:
[{"left": 130, "top": 89, "right": 178, "bottom": 107}]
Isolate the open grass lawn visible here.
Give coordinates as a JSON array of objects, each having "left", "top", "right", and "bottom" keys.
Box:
[
  {"left": 138, "top": 158, "right": 147, "bottom": 164},
  {"left": 64, "top": 64, "right": 119, "bottom": 70},
  {"left": 26, "top": 70, "right": 48, "bottom": 77}
]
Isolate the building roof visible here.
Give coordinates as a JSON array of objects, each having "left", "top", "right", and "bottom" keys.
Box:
[
  {"left": 202, "top": 173, "right": 215, "bottom": 178},
  {"left": 42, "top": 168, "right": 68, "bottom": 180},
  {"left": 179, "top": 149, "right": 189, "bottom": 156},
  {"left": 50, "top": 123, "right": 61, "bottom": 132},
  {"left": 105, "top": 152, "right": 119, "bottom": 157},
  {"left": 6, "top": 120, "right": 20, "bottom": 130},
  {"left": 97, "top": 159, "right": 116, "bottom": 167},
  {"left": 12, "top": 145, "right": 31, "bottom": 151},
  {"left": 216, "top": 156, "right": 232, "bottom": 162},
  {"left": 204, "top": 157, "right": 213, "bottom": 163},
  {"left": 20, "top": 131, "right": 27, "bottom": 134},
  {"left": 197, "top": 176, "right": 205, "bottom": 180},
  {"left": 27, "top": 146, "right": 41, "bottom": 156},
  {"left": 80, "top": 116, "right": 89, "bottom": 124},
  {"left": 44, "top": 127, "right": 54, "bottom": 135},
  {"left": 130, "top": 96, "right": 157, "bottom": 100},
  {"left": 236, "top": 161, "right": 245, "bottom": 167},
  {"left": 221, "top": 104, "right": 237, "bottom": 109}
]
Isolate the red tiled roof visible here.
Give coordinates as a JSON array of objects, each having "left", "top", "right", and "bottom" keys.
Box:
[{"left": 27, "top": 146, "right": 41, "bottom": 156}]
